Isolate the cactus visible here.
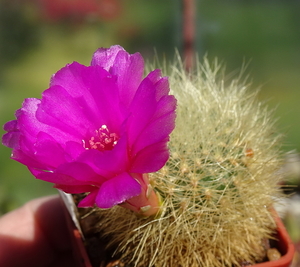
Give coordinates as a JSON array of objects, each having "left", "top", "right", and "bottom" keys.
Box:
[{"left": 79, "top": 58, "right": 283, "bottom": 267}]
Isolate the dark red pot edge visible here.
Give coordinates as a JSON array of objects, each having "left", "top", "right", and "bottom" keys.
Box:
[
  {"left": 61, "top": 197, "right": 93, "bottom": 267},
  {"left": 63, "top": 200, "right": 295, "bottom": 267},
  {"left": 253, "top": 209, "right": 295, "bottom": 267}
]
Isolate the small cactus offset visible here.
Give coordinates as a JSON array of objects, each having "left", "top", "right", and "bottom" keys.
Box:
[{"left": 82, "top": 58, "right": 284, "bottom": 267}]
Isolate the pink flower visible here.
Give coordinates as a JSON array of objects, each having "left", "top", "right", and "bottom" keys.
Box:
[{"left": 2, "top": 45, "right": 176, "bottom": 214}]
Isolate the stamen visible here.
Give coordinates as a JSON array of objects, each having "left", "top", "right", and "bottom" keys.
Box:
[{"left": 83, "top": 125, "right": 119, "bottom": 151}]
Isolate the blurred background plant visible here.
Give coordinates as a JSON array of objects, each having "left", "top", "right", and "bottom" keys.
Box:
[{"left": 0, "top": 0, "right": 299, "bottom": 262}]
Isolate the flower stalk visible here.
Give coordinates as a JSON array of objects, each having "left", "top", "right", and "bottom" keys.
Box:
[{"left": 120, "top": 173, "right": 161, "bottom": 217}]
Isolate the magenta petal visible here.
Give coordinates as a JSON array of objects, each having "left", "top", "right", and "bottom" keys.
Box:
[
  {"left": 151, "top": 95, "right": 177, "bottom": 122},
  {"left": 65, "top": 141, "right": 86, "bottom": 161},
  {"left": 91, "top": 45, "right": 125, "bottom": 70},
  {"left": 28, "top": 167, "right": 46, "bottom": 178},
  {"left": 34, "top": 132, "right": 66, "bottom": 168},
  {"left": 132, "top": 102, "right": 176, "bottom": 154},
  {"left": 110, "top": 50, "right": 144, "bottom": 107},
  {"left": 17, "top": 98, "right": 43, "bottom": 142},
  {"left": 37, "top": 85, "right": 93, "bottom": 139},
  {"left": 50, "top": 63, "right": 102, "bottom": 126},
  {"left": 127, "top": 79, "right": 158, "bottom": 146},
  {"left": 96, "top": 172, "right": 141, "bottom": 209},
  {"left": 78, "top": 135, "right": 129, "bottom": 178},
  {"left": 36, "top": 161, "right": 105, "bottom": 187},
  {"left": 37, "top": 172, "right": 87, "bottom": 185},
  {"left": 92, "top": 45, "right": 144, "bottom": 107},
  {"left": 12, "top": 149, "right": 53, "bottom": 170},
  {"left": 145, "top": 69, "right": 170, "bottom": 100},
  {"left": 55, "top": 184, "right": 96, "bottom": 194},
  {"left": 78, "top": 189, "right": 99, "bottom": 207},
  {"left": 2, "top": 120, "right": 20, "bottom": 149},
  {"left": 76, "top": 149, "right": 115, "bottom": 178},
  {"left": 2, "top": 131, "right": 20, "bottom": 149},
  {"left": 50, "top": 62, "right": 106, "bottom": 123},
  {"left": 56, "top": 162, "right": 103, "bottom": 184},
  {"left": 3, "top": 120, "right": 18, "bottom": 132},
  {"left": 50, "top": 62, "right": 91, "bottom": 98},
  {"left": 51, "top": 63, "right": 124, "bottom": 133},
  {"left": 10, "top": 131, "right": 65, "bottom": 169},
  {"left": 84, "top": 66, "right": 124, "bottom": 132},
  {"left": 18, "top": 98, "right": 78, "bottom": 147},
  {"left": 131, "top": 138, "right": 170, "bottom": 173}
]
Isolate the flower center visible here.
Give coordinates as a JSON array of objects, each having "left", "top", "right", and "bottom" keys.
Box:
[{"left": 83, "top": 125, "right": 119, "bottom": 151}]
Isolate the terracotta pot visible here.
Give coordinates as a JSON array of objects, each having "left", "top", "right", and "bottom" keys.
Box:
[
  {"left": 68, "top": 223, "right": 92, "bottom": 267},
  {"left": 62, "top": 199, "right": 92, "bottom": 267},
  {"left": 252, "top": 211, "right": 295, "bottom": 267},
  {"left": 62, "top": 198, "right": 295, "bottom": 267}
]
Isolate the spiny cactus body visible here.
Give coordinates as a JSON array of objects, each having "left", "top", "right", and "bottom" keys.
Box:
[{"left": 83, "top": 59, "right": 283, "bottom": 267}]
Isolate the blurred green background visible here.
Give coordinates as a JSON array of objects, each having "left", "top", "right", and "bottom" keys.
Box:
[{"left": 0, "top": 0, "right": 299, "bottom": 215}]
